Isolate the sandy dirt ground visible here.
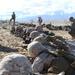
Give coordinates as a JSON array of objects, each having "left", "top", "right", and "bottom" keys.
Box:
[{"left": 0, "top": 25, "right": 28, "bottom": 59}]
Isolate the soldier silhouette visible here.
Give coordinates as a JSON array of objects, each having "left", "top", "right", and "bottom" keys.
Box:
[
  {"left": 10, "top": 12, "right": 16, "bottom": 25},
  {"left": 38, "top": 17, "right": 43, "bottom": 25}
]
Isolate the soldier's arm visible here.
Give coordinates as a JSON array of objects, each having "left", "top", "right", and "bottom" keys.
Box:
[{"left": 32, "top": 60, "right": 44, "bottom": 73}]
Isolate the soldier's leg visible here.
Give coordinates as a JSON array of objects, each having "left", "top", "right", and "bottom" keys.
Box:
[
  {"left": 13, "top": 18, "right": 15, "bottom": 25},
  {"left": 9, "top": 18, "right": 13, "bottom": 24},
  {"left": 10, "top": 18, "right": 12, "bottom": 21}
]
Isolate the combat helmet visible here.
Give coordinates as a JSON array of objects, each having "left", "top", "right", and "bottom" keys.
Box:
[
  {"left": 29, "top": 31, "right": 40, "bottom": 40},
  {"left": 35, "top": 25, "right": 43, "bottom": 32},
  {"left": 69, "top": 16, "right": 74, "bottom": 22},
  {"left": 33, "top": 36, "right": 47, "bottom": 44},
  {"left": 0, "top": 53, "right": 32, "bottom": 75},
  {"left": 27, "top": 41, "right": 45, "bottom": 58},
  {"left": 26, "top": 28, "right": 35, "bottom": 34}
]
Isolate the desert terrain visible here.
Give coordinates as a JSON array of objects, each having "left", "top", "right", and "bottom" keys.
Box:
[
  {"left": 0, "top": 22, "right": 73, "bottom": 57},
  {"left": 0, "top": 22, "right": 74, "bottom": 75}
]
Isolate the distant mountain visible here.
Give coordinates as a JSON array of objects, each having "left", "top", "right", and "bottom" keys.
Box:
[{"left": 17, "top": 13, "right": 74, "bottom": 21}]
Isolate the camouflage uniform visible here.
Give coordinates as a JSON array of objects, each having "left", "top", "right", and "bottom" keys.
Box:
[
  {"left": 15, "top": 26, "right": 24, "bottom": 38},
  {"left": 27, "top": 41, "right": 56, "bottom": 73},
  {"left": 27, "top": 41, "right": 74, "bottom": 75},
  {"left": 10, "top": 25, "right": 15, "bottom": 34},
  {"left": 22, "top": 28, "right": 33, "bottom": 44},
  {"left": 25, "top": 28, "right": 35, "bottom": 41}
]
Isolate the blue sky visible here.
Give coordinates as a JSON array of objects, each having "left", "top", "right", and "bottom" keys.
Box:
[{"left": 0, "top": 0, "right": 75, "bottom": 22}]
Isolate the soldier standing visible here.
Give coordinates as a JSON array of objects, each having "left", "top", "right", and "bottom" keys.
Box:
[
  {"left": 10, "top": 12, "right": 16, "bottom": 25},
  {"left": 69, "top": 17, "right": 75, "bottom": 39},
  {"left": 38, "top": 17, "right": 43, "bottom": 25}
]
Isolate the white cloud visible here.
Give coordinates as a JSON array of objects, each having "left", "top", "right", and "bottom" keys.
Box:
[{"left": 0, "top": 0, "right": 75, "bottom": 20}]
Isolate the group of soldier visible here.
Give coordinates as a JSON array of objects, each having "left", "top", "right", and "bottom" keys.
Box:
[
  {"left": 0, "top": 12, "right": 75, "bottom": 75},
  {"left": 9, "top": 12, "right": 75, "bottom": 40}
]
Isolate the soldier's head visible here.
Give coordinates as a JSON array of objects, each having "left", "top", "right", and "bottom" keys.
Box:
[
  {"left": 0, "top": 53, "right": 32, "bottom": 75},
  {"left": 29, "top": 31, "right": 40, "bottom": 41},
  {"left": 33, "top": 36, "right": 47, "bottom": 44},
  {"left": 11, "top": 25, "right": 15, "bottom": 31},
  {"left": 69, "top": 17, "right": 74, "bottom": 22},
  {"left": 13, "top": 12, "right": 15, "bottom": 14},
  {"left": 27, "top": 41, "right": 45, "bottom": 58},
  {"left": 26, "top": 28, "right": 35, "bottom": 35},
  {"left": 38, "top": 16, "right": 41, "bottom": 18},
  {"left": 15, "top": 26, "right": 23, "bottom": 33},
  {"left": 35, "top": 25, "right": 43, "bottom": 32}
]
